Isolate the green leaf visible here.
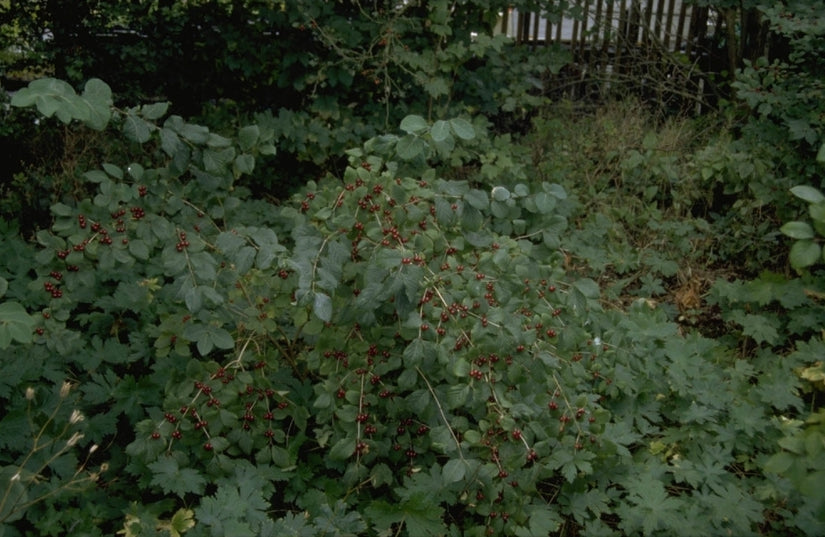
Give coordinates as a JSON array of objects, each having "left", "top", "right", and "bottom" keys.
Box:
[
  {"left": 207, "top": 133, "right": 233, "bottom": 148},
  {"left": 780, "top": 221, "right": 814, "bottom": 239},
  {"left": 396, "top": 135, "right": 428, "bottom": 160},
  {"left": 514, "top": 505, "right": 562, "bottom": 536},
  {"left": 148, "top": 456, "right": 207, "bottom": 497},
  {"left": 441, "top": 459, "right": 466, "bottom": 483},
  {"left": 203, "top": 147, "right": 236, "bottom": 174},
  {"left": 123, "top": 112, "right": 153, "bottom": 143},
  {"left": 817, "top": 142, "right": 825, "bottom": 163},
  {"left": 810, "top": 202, "right": 825, "bottom": 226},
  {"left": 464, "top": 189, "right": 489, "bottom": 210},
  {"left": 790, "top": 185, "right": 825, "bottom": 204},
  {"left": 430, "top": 120, "right": 450, "bottom": 142},
  {"left": 185, "top": 286, "right": 203, "bottom": 313},
  {"left": 621, "top": 476, "right": 683, "bottom": 536},
  {"left": 313, "top": 292, "right": 333, "bottom": 322},
  {"left": 166, "top": 509, "right": 195, "bottom": 537},
  {"left": 449, "top": 118, "right": 475, "bottom": 140},
  {"left": 328, "top": 436, "right": 356, "bottom": 460},
  {"left": 128, "top": 239, "right": 150, "bottom": 260},
  {"left": 533, "top": 191, "right": 556, "bottom": 213},
  {"left": 0, "top": 301, "right": 36, "bottom": 348},
  {"left": 178, "top": 122, "right": 210, "bottom": 144},
  {"left": 238, "top": 125, "right": 260, "bottom": 151},
  {"left": 0, "top": 277, "right": 6, "bottom": 298},
  {"left": 432, "top": 134, "right": 455, "bottom": 156},
  {"left": 140, "top": 102, "right": 169, "bottom": 120},
  {"left": 102, "top": 162, "right": 123, "bottom": 179},
  {"left": 789, "top": 240, "right": 821, "bottom": 270},
  {"left": 81, "top": 78, "right": 113, "bottom": 130},
  {"left": 423, "top": 76, "right": 449, "bottom": 98},
  {"left": 0, "top": 466, "right": 28, "bottom": 523},
  {"left": 234, "top": 154, "right": 256, "bottom": 176},
  {"left": 400, "top": 115, "right": 428, "bottom": 134},
  {"left": 126, "top": 163, "right": 145, "bottom": 181}
]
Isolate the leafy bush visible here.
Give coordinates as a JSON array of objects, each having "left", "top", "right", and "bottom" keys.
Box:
[{"left": 1, "top": 77, "right": 823, "bottom": 536}]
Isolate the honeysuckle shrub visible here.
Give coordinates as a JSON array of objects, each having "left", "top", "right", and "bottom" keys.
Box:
[{"left": 1, "top": 78, "right": 823, "bottom": 536}]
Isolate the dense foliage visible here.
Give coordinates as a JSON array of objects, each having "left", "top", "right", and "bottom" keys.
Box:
[{"left": 1, "top": 1, "right": 824, "bottom": 536}]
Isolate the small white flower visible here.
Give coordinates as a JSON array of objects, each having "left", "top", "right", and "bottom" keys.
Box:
[
  {"left": 66, "top": 432, "right": 84, "bottom": 447},
  {"left": 593, "top": 337, "right": 602, "bottom": 347},
  {"left": 69, "top": 409, "right": 85, "bottom": 424}
]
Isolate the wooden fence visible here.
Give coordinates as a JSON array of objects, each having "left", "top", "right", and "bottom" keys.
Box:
[{"left": 497, "top": 1, "right": 770, "bottom": 111}]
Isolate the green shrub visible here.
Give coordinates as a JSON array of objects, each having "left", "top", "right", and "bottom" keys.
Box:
[{"left": 1, "top": 77, "right": 822, "bottom": 536}]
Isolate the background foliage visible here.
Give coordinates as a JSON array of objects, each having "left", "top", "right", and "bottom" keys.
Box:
[{"left": 1, "top": 1, "right": 824, "bottom": 536}]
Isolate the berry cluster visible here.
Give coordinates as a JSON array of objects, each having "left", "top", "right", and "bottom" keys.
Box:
[
  {"left": 149, "top": 360, "right": 295, "bottom": 456},
  {"left": 175, "top": 231, "right": 190, "bottom": 252},
  {"left": 43, "top": 271, "right": 64, "bottom": 299}
]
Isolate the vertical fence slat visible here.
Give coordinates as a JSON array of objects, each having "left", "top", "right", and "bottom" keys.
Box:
[
  {"left": 555, "top": 7, "right": 564, "bottom": 43},
  {"left": 580, "top": 0, "right": 592, "bottom": 56},
  {"left": 642, "top": 0, "right": 653, "bottom": 48},
  {"left": 663, "top": 0, "right": 676, "bottom": 49},
  {"left": 654, "top": 0, "right": 665, "bottom": 43},
  {"left": 674, "top": 1, "right": 687, "bottom": 52},
  {"left": 602, "top": 0, "right": 615, "bottom": 55},
  {"left": 592, "top": 0, "right": 604, "bottom": 67}
]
